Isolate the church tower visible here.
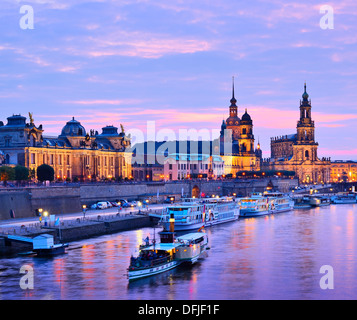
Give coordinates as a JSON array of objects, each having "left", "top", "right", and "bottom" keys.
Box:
[
  {"left": 294, "top": 83, "right": 318, "bottom": 162},
  {"left": 225, "top": 77, "right": 240, "bottom": 141},
  {"left": 239, "top": 109, "right": 255, "bottom": 154}
]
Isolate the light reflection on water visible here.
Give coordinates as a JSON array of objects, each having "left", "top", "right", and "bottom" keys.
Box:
[{"left": 0, "top": 204, "right": 356, "bottom": 300}]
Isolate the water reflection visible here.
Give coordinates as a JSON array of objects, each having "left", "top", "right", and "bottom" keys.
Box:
[{"left": 0, "top": 204, "right": 356, "bottom": 300}]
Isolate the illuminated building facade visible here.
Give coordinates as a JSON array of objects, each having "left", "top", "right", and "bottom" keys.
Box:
[
  {"left": 219, "top": 79, "right": 262, "bottom": 176},
  {"left": 263, "top": 84, "right": 331, "bottom": 183},
  {"left": 330, "top": 160, "right": 357, "bottom": 182},
  {"left": 0, "top": 114, "right": 132, "bottom": 181}
]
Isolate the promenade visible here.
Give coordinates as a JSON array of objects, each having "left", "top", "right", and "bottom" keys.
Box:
[{"left": 0, "top": 205, "right": 161, "bottom": 256}]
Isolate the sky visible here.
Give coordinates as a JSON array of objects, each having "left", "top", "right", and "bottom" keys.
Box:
[{"left": 0, "top": 0, "right": 356, "bottom": 160}]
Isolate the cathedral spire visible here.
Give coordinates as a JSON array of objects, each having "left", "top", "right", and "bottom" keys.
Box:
[
  {"left": 302, "top": 82, "right": 309, "bottom": 101},
  {"left": 230, "top": 76, "right": 237, "bottom": 106}
]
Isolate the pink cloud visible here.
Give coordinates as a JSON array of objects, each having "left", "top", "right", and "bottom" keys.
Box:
[{"left": 60, "top": 99, "right": 144, "bottom": 105}]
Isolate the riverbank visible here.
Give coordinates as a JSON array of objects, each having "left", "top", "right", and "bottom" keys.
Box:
[
  {"left": 0, "top": 178, "right": 299, "bottom": 221},
  {"left": 0, "top": 213, "right": 156, "bottom": 257}
]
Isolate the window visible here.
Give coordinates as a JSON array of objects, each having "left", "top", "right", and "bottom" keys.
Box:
[
  {"left": 305, "top": 150, "right": 309, "bottom": 159},
  {"left": 50, "top": 154, "right": 54, "bottom": 165},
  {"left": 169, "top": 164, "right": 172, "bottom": 170},
  {"left": 31, "top": 153, "right": 36, "bottom": 165}
]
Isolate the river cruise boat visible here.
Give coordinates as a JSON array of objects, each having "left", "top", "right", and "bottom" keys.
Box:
[
  {"left": 262, "top": 192, "right": 294, "bottom": 213},
  {"left": 160, "top": 203, "right": 205, "bottom": 231},
  {"left": 239, "top": 193, "right": 272, "bottom": 217},
  {"left": 293, "top": 196, "right": 312, "bottom": 209},
  {"left": 201, "top": 197, "right": 240, "bottom": 227},
  {"left": 310, "top": 196, "right": 331, "bottom": 207},
  {"left": 127, "top": 216, "right": 208, "bottom": 281},
  {"left": 331, "top": 193, "right": 357, "bottom": 204}
]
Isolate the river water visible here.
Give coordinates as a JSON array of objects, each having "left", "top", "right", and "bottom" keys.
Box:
[{"left": 0, "top": 204, "right": 356, "bottom": 300}]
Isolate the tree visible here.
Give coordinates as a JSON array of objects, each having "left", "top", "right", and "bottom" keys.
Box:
[
  {"left": 36, "top": 164, "right": 55, "bottom": 182},
  {"left": 0, "top": 166, "right": 15, "bottom": 184},
  {"left": 14, "top": 165, "right": 30, "bottom": 181},
  {"left": 29, "top": 168, "right": 36, "bottom": 180}
]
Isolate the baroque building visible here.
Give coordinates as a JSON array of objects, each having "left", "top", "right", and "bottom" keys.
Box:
[
  {"left": 0, "top": 114, "right": 132, "bottom": 181},
  {"left": 330, "top": 160, "right": 357, "bottom": 182},
  {"left": 219, "top": 79, "right": 262, "bottom": 176},
  {"left": 263, "top": 84, "right": 331, "bottom": 183}
]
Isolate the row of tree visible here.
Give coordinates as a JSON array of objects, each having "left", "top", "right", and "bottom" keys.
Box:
[{"left": 0, "top": 164, "right": 55, "bottom": 183}]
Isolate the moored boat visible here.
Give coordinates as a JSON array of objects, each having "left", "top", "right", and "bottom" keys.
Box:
[
  {"left": 127, "top": 215, "right": 208, "bottom": 281},
  {"left": 160, "top": 203, "right": 205, "bottom": 231},
  {"left": 310, "top": 195, "right": 331, "bottom": 207},
  {"left": 262, "top": 192, "right": 294, "bottom": 213},
  {"left": 239, "top": 193, "right": 271, "bottom": 217},
  {"left": 293, "top": 196, "right": 312, "bottom": 209},
  {"left": 201, "top": 197, "right": 240, "bottom": 227},
  {"left": 331, "top": 193, "right": 357, "bottom": 204}
]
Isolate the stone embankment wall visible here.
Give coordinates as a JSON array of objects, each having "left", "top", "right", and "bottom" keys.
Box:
[{"left": 0, "top": 179, "right": 298, "bottom": 221}]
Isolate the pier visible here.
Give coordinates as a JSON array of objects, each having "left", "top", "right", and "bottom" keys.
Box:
[{"left": 0, "top": 213, "right": 155, "bottom": 256}]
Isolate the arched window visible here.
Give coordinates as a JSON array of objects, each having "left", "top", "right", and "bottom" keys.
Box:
[{"left": 305, "top": 150, "right": 309, "bottom": 159}]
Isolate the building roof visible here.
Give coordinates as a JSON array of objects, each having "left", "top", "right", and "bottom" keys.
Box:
[{"left": 59, "top": 117, "right": 86, "bottom": 137}]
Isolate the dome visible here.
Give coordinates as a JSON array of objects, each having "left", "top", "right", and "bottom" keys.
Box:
[
  {"left": 225, "top": 116, "right": 240, "bottom": 126},
  {"left": 241, "top": 109, "right": 252, "bottom": 122},
  {"left": 302, "top": 83, "right": 309, "bottom": 100},
  {"left": 6, "top": 114, "right": 26, "bottom": 127},
  {"left": 99, "top": 126, "right": 119, "bottom": 136},
  {"left": 60, "top": 117, "right": 86, "bottom": 137}
]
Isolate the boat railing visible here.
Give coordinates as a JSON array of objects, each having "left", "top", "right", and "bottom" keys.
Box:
[{"left": 130, "top": 255, "right": 173, "bottom": 269}]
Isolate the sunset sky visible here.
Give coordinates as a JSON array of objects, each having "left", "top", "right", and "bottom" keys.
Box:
[{"left": 1, "top": 0, "right": 356, "bottom": 160}]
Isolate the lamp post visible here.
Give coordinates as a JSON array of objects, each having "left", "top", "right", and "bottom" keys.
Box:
[
  {"left": 43, "top": 210, "right": 49, "bottom": 226},
  {"left": 82, "top": 204, "right": 87, "bottom": 219}
]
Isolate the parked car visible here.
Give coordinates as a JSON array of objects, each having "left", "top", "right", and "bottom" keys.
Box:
[
  {"left": 118, "top": 199, "right": 130, "bottom": 208},
  {"left": 96, "top": 202, "right": 108, "bottom": 210},
  {"left": 90, "top": 203, "right": 97, "bottom": 209},
  {"left": 164, "top": 196, "right": 175, "bottom": 203},
  {"left": 105, "top": 201, "right": 113, "bottom": 208}
]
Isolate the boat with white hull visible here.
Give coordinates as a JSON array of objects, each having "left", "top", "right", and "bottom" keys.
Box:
[
  {"left": 202, "top": 197, "right": 240, "bottom": 227},
  {"left": 240, "top": 192, "right": 293, "bottom": 217},
  {"left": 128, "top": 216, "right": 208, "bottom": 281},
  {"left": 239, "top": 193, "right": 272, "bottom": 217},
  {"left": 266, "top": 192, "right": 294, "bottom": 213},
  {"left": 160, "top": 203, "right": 205, "bottom": 232}
]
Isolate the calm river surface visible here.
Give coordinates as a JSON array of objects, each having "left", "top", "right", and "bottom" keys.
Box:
[{"left": 0, "top": 204, "right": 356, "bottom": 300}]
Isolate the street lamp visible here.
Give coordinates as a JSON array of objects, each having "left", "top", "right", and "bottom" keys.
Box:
[{"left": 82, "top": 204, "right": 87, "bottom": 219}]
